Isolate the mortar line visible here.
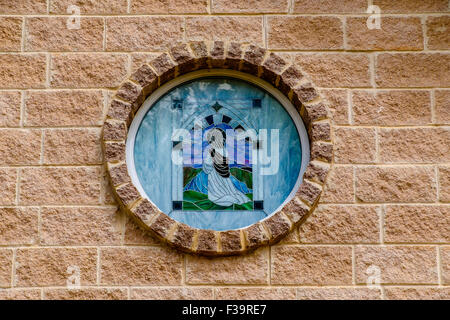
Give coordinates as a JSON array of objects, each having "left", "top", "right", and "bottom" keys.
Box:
[
  {"left": 430, "top": 89, "right": 436, "bottom": 124},
  {"left": 11, "top": 249, "right": 16, "bottom": 288},
  {"left": 435, "top": 166, "right": 440, "bottom": 202},
  {"left": 347, "top": 89, "right": 353, "bottom": 125},
  {"left": 421, "top": 15, "right": 428, "bottom": 50}
]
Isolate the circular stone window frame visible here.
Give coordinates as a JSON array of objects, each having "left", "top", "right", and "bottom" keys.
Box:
[{"left": 103, "top": 41, "right": 333, "bottom": 256}]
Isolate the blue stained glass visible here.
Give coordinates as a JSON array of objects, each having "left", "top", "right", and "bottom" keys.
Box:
[{"left": 133, "top": 77, "right": 303, "bottom": 231}]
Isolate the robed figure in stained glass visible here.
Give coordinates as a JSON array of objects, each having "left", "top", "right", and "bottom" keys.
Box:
[{"left": 203, "top": 128, "right": 249, "bottom": 207}]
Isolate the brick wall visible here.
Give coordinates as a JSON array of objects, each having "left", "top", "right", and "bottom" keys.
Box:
[{"left": 0, "top": 0, "right": 449, "bottom": 300}]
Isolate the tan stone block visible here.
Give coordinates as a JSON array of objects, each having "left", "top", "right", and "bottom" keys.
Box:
[
  {"left": 40, "top": 207, "right": 122, "bottom": 245},
  {"left": 372, "top": 0, "right": 449, "bottom": 13},
  {"left": 348, "top": 17, "right": 423, "bottom": 50},
  {"left": 215, "top": 288, "right": 296, "bottom": 300},
  {"left": 0, "top": 168, "right": 16, "bottom": 205},
  {"left": 440, "top": 247, "right": 450, "bottom": 285},
  {"left": 16, "top": 248, "right": 97, "bottom": 287},
  {"left": 320, "top": 89, "right": 349, "bottom": 125},
  {"left": 186, "top": 248, "right": 268, "bottom": 284},
  {"left": 25, "top": 90, "right": 104, "bottom": 127},
  {"left": 44, "top": 128, "right": 102, "bottom": 165},
  {"left": 268, "top": 16, "right": 343, "bottom": 50},
  {"left": 100, "top": 247, "right": 183, "bottom": 285},
  {"left": 334, "top": 127, "right": 376, "bottom": 164},
  {"left": 352, "top": 90, "right": 431, "bottom": 125},
  {"left": 355, "top": 246, "right": 437, "bottom": 284},
  {"left": 376, "top": 53, "right": 450, "bottom": 87},
  {"left": 44, "top": 288, "right": 128, "bottom": 300},
  {"left": 50, "top": 54, "right": 128, "bottom": 88},
  {"left": 321, "top": 166, "right": 354, "bottom": 203},
  {"left": 213, "top": 0, "right": 288, "bottom": 13},
  {"left": 131, "top": 0, "right": 208, "bottom": 13},
  {"left": 50, "top": 0, "right": 128, "bottom": 14},
  {"left": 0, "top": 0, "right": 47, "bottom": 14},
  {"left": 295, "top": 53, "right": 370, "bottom": 88},
  {"left": 131, "top": 288, "right": 213, "bottom": 300},
  {"left": 427, "top": 16, "right": 450, "bottom": 50},
  {"left": 26, "top": 17, "right": 103, "bottom": 52},
  {"left": 106, "top": 17, "right": 184, "bottom": 51},
  {"left": 0, "top": 207, "right": 38, "bottom": 245},
  {"left": 186, "top": 17, "right": 263, "bottom": 46},
  {"left": 130, "top": 53, "right": 159, "bottom": 75},
  {"left": 435, "top": 90, "right": 450, "bottom": 124},
  {"left": 356, "top": 167, "right": 436, "bottom": 203},
  {"left": 385, "top": 287, "right": 450, "bottom": 300},
  {"left": 0, "top": 17, "right": 22, "bottom": 51},
  {"left": 0, "top": 54, "right": 46, "bottom": 89},
  {"left": 297, "top": 287, "right": 381, "bottom": 300},
  {"left": 124, "top": 217, "right": 159, "bottom": 245},
  {"left": 0, "top": 129, "right": 41, "bottom": 165},
  {"left": 293, "top": 0, "right": 367, "bottom": 13},
  {"left": 20, "top": 167, "right": 101, "bottom": 205},
  {"left": 0, "top": 289, "right": 41, "bottom": 300},
  {"left": 439, "top": 166, "right": 450, "bottom": 202},
  {"left": 103, "top": 120, "right": 127, "bottom": 141},
  {"left": 385, "top": 205, "right": 450, "bottom": 243},
  {"left": 299, "top": 205, "right": 380, "bottom": 244},
  {"left": 0, "top": 249, "right": 12, "bottom": 287},
  {"left": 379, "top": 128, "right": 450, "bottom": 163},
  {"left": 271, "top": 246, "right": 353, "bottom": 285},
  {"left": 0, "top": 91, "right": 21, "bottom": 127}
]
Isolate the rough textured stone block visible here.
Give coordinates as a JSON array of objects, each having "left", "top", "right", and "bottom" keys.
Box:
[
  {"left": 347, "top": 17, "right": 423, "bottom": 50},
  {"left": 50, "top": 54, "right": 128, "bottom": 88},
  {"left": 271, "top": 246, "right": 353, "bottom": 285},
  {"left": 0, "top": 207, "right": 38, "bottom": 245},
  {"left": 295, "top": 53, "right": 370, "bottom": 87},
  {"left": 131, "top": 288, "right": 213, "bottom": 300},
  {"left": 20, "top": 167, "right": 101, "bottom": 205},
  {"left": 334, "top": 127, "right": 376, "bottom": 164},
  {"left": 0, "top": 17, "right": 22, "bottom": 51},
  {"left": 376, "top": 53, "right": 450, "bottom": 87},
  {"left": 0, "top": 129, "right": 41, "bottom": 165},
  {"left": 0, "top": 0, "right": 47, "bottom": 14},
  {"left": 213, "top": 0, "right": 288, "bottom": 13},
  {"left": 435, "top": 90, "right": 450, "bottom": 124},
  {"left": 355, "top": 246, "right": 438, "bottom": 284},
  {"left": 293, "top": 0, "right": 367, "bottom": 13},
  {"left": 50, "top": 0, "right": 128, "bottom": 14},
  {"left": 25, "top": 90, "right": 104, "bottom": 127},
  {"left": 44, "top": 288, "right": 128, "bottom": 300},
  {"left": 0, "top": 168, "right": 17, "bottom": 205},
  {"left": 321, "top": 166, "right": 354, "bottom": 203},
  {"left": 130, "top": 0, "right": 208, "bottom": 13},
  {"left": 40, "top": 207, "right": 122, "bottom": 245},
  {"left": 186, "top": 17, "right": 263, "bottom": 46},
  {"left": 379, "top": 128, "right": 450, "bottom": 163},
  {"left": 100, "top": 247, "right": 183, "bottom": 285},
  {"left": 0, "top": 54, "right": 46, "bottom": 89},
  {"left": 0, "top": 289, "right": 41, "bottom": 300},
  {"left": 372, "top": 0, "right": 449, "bottom": 13},
  {"left": 442, "top": 247, "right": 450, "bottom": 284},
  {"left": 352, "top": 90, "right": 431, "bottom": 125},
  {"left": 215, "top": 288, "right": 296, "bottom": 300},
  {"left": 26, "top": 17, "right": 104, "bottom": 51},
  {"left": 106, "top": 17, "right": 184, "bottom": 51},
  {"left": 385, "top": 287, "right": 450, "bottom": 300},
  {"left": 427, "top": 16, "right": 450, "bottom": 50},
  {"left": 356, "top": 167, "right": 436, "bottom": 203},
  {"left": 439, "top": 166, "right": 450, "bottom": 202},
  {"left": 186, "top": 249, "right": 269, "bottom": 284},
  {"left": 299, "top": 205, "right": 380, "bottom": 243},
  {"left": 44, "top": 128, "right": 102, "bottom": 165},
  {"left": 268, "top": 16, "right": 343, "bottom": 50},
  {"left": 0, "top": 249, "right": 12, "bottom": 287},
  {"left": 297, "top": 287, "right": 381, "bottom": 300},
  {"left": 320, "top": 89, "right": 349, "bottom": 125},
  {"left": 0, "top": 91, "right": 21, "bottom": 127},
  {"left": 385, "top": 205, "right": 450, "bottom": 243},
  {"left": 16, "top": 248, "right": 97, "bottom": 287}
]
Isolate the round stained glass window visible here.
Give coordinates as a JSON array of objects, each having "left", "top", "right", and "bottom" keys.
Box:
[{"left": 127, "top": 72, "right": 309, "bottom": 231}]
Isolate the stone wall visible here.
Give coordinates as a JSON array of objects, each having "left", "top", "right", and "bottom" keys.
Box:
[{"left": 0, "top": 0, "right": 449, "bottom": 300}]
